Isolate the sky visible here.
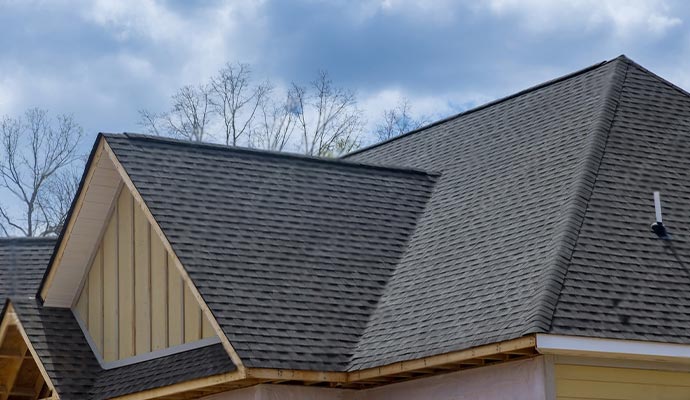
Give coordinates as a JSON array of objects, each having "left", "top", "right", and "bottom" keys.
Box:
[{"left": 1, "top": 0, "right": 690, "bottom": 153}]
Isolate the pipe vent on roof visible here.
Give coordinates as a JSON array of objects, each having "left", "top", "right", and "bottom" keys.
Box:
[{"left": 651, "top": 191, "right": 670, "bottom": 240}]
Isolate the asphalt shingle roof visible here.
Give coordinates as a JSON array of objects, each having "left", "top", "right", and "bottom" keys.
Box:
[
  {"left": 104, "top": 135, "right": 438, "bottom": 370},
  {"left": 344, "top": 58, "right": 628, "bottom": 369},
  {"left": 345, "top": 55, "right": 690, "bottom": 369},
  {"left": 0, "top": 239, "right": 236, "bottom": 400},
  {"left": 0, "top": 238, "right": 56, "bottom": 299},
  {"left": 5, "top": 54, "right": 690, "bottom": 398},
  {"left": 549, "top": 61, "right": 690, "bottom": 342}
]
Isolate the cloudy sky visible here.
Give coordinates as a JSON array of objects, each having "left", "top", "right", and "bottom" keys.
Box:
[{"left": 1, "top": 0, "right": 689, "bottom": 151}]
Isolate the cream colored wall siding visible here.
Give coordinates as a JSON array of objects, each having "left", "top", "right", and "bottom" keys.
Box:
[
  {"left": 74, "top": 188, "right": 215, "bottom": 362},
  {"left": 556, "top": 364, "right": 690, "bottom": 400}
]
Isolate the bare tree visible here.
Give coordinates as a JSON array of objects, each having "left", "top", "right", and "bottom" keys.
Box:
[
  {"left": 293, "top": 71, "right": 363, "bottom": 157},
  {"left": 251, "top": 91, "right": 298, "bottom": 152},
  {"left": 375, "top": 98, "right": 428, "bottom": 142},
  {"left": 138, "top": 109, "right": 163, "bottom": 136},
  {"left": 0, "top": 108, "right": 83, "bottom": 237},
  {"left": 210, "top": 63, "right": 271, "bottom": 146},
  {"left": 37, "top": 166, "right": 81, "bottom": 236},
  {"left": 139, "top": 84, "right": 212, "bottom": 142}
]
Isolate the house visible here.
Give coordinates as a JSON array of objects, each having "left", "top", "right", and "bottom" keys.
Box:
[{"left": 2, "top": 54, "right": 690, "bottom": 399}]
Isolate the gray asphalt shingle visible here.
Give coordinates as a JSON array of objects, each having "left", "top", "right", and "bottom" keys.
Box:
[
  {"left": 105, "top": 135, "right": 438, "bottom": 370},
  {"left": 5, "top": 54, "right": 690, "bottom": 397},
  {"left": 344, "top": 58, "right": 628, "bottom": 369},
  {"left": 1, "top": 239, "right": 236, "bottom": 400}
]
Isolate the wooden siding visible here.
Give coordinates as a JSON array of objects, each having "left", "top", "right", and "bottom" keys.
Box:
[
  {"left": 556, "top": 363, "right": 690, "bottom": 400},
  {"left": 74, "top": 188, "right": 215, "bottom": 362}
]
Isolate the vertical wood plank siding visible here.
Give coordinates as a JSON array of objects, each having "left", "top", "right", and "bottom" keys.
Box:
[{"left": 74, "top": 188, "right": 215, "bottom": 362}]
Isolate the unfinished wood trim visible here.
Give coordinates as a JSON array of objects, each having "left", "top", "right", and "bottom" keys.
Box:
[
  {"left": 103, "top": 140, "right": 246, "bottom": 373},
  {"left": 102, "top": 196, "right": 120, "bottom": 362},
  {"left": 107, "top": 336, "right": 537, "bottom": 398},
  {"left": 150, "top": 235, "right": 167, "bottom": 351},
  {"left": 3, "top": 304, "right": 56, "bottom": 398},
  {"left": 40, "top": 141, "right": 105, "bottom": 301},
  {"left": 0, "top": 347, "right": 26, "bottom": 400},
  {"left": 134, "top": 203, "right": 151, "bottom": 355},
  {"left": 348, "top": 335, "right": 536, "bottom": 382},
  {"left": 246, "top": 368, "right": 348, "bottom": 383},
  {"left": 118, "top": 189, "right": 135, "bottom": 359},
  {"left": 110, "top": 370, "right": 246, "bottom": 400}
]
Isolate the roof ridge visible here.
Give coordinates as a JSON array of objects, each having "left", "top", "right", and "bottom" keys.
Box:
[
  {"left": 343, "top": 57, "right": 623, "bottom": 159},
  {"left": 104, "top": 133, "right": 439, "bottom": 178},
  {"left": 623, "top": 56, "right": 690, "bottom": 100},
  {"left": 524, "top": 56, "right": 632, "bottom": 336}
]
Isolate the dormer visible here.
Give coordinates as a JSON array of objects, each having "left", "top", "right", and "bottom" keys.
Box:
[{"left": 39, "top": 137, "right": 226, "bottom": 368}]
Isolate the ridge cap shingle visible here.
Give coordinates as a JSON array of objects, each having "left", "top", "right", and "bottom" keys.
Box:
[
  {"left": 343, "top": 56, "right": 627, "bottom": 159},
  {"left": 103, "top": 132, "right": 439, "bottom": 178},
  {"left": 526, "top": 56, "right": 632, "bottom": 336}
]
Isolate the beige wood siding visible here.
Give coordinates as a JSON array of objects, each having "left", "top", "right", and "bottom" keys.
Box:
[
  {"left": 556, "top": 363, "right": 690, "bottom": 400},
  {"left": 73, "top": 188, "right": 215, "bottom": 362}
]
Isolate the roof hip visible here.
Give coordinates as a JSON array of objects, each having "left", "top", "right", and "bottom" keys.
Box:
[{"left": 525, "top": 56, "right": 632, "bottom": 335}]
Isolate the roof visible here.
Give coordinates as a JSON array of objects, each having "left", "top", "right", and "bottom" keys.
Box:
[
  {"left": 0, "top": 238, "right": 236, "bottom": 400},
  {"left": 6, "top": 54, "right": 690, "bottom": 397},
  {"left": 104, "top": 134, "right": 438, "bottom": 370},
  {"left": 0, "top": 238, "right": 56, "bottom": 299},
  {"left": 344, "top": 55, "right": 690, "bottom": 369}
]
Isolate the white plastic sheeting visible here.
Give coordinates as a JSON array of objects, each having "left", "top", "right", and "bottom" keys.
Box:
[
  {"left": 353, "top": 357, "right": 547, "bottom": 400},
  {"left": 202, "top": 357, "right": 546, "bottom": 400},
  {"left": 200, "top": 384, "right": 353, "bottom": 400}
]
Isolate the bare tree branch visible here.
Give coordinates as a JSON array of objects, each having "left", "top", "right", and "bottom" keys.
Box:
[
  {"left": 0, "top": 108, "right": 83, "bottom": 237},
  {"left": 375, "top": 98, "right": 429, "bottom": 142},
  {"left": 37, "top": 166, "right": 81, "bottom": 236},
  {"left": 293, "top": 71, "right": 363, "bottom": 157},
  {"left": 251, "top": 89, "right": 298, "bottom": 152},
  {"left": 210, "top": 63, "right": 271, "bottom": 146},
  {"left": 138, "top": 109, "right": 164, "bottom": 136},
  {"left": 139, "top": 84, "right": 212, "bottom": 142}
]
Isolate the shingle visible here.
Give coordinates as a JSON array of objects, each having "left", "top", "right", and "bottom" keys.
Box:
[
  {"left": 104, "top": 135, "right": 438, "bottom": 370},
  {"left": 0, "top": 238, "right": 56, "bottom": 299},
  {"left": 550, "top": 62, "right": 690, "bottom": 343},
  {"left": 1, "top": 239, "right": 236, "bottom": 400},
  {"left": 12, "top": 299, "right": 236, "bottom": 400},
  {"left": 8, "top": 54, "right": 690, "bottom": 392},
  {"left": 344, "top": 57, "right": 629, "bottom": 369}
]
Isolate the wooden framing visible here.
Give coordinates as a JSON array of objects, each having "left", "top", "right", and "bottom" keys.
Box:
[
  {"left": 0, "top": 303, "right": 56, "bottom": 400},
  {"left": 111, "top": 371, "right": 255, "bottom": 400},
  {"left": 109, "top": 336, "right": 538, "bottom": 399}
]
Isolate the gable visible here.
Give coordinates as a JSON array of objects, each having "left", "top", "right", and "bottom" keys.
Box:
[
  {"left": 103, "top": 133, "right": 438, "bottom": 371},
  {"left": 73, "top": 187, "right": 216, "bottom": 365},
  {"left": 0, "top": 303, "right": 55, "bottom": 399}
]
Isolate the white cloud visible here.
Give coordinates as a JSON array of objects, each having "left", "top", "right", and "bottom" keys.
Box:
[
  {"left": 350, "top": 0, "right": 460, "bottom": 23},
  {"left": 483, "top": 0, "right": 682, "bottom": 37},
  {"left": 81, "top": 0, "right": 267, "bottom": 84},
  {"left": 0, "top": 77, "right": 20, "bottom": 116},
  {"left": 358, "top": 87, "right": 491, "bottom": 144}
]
